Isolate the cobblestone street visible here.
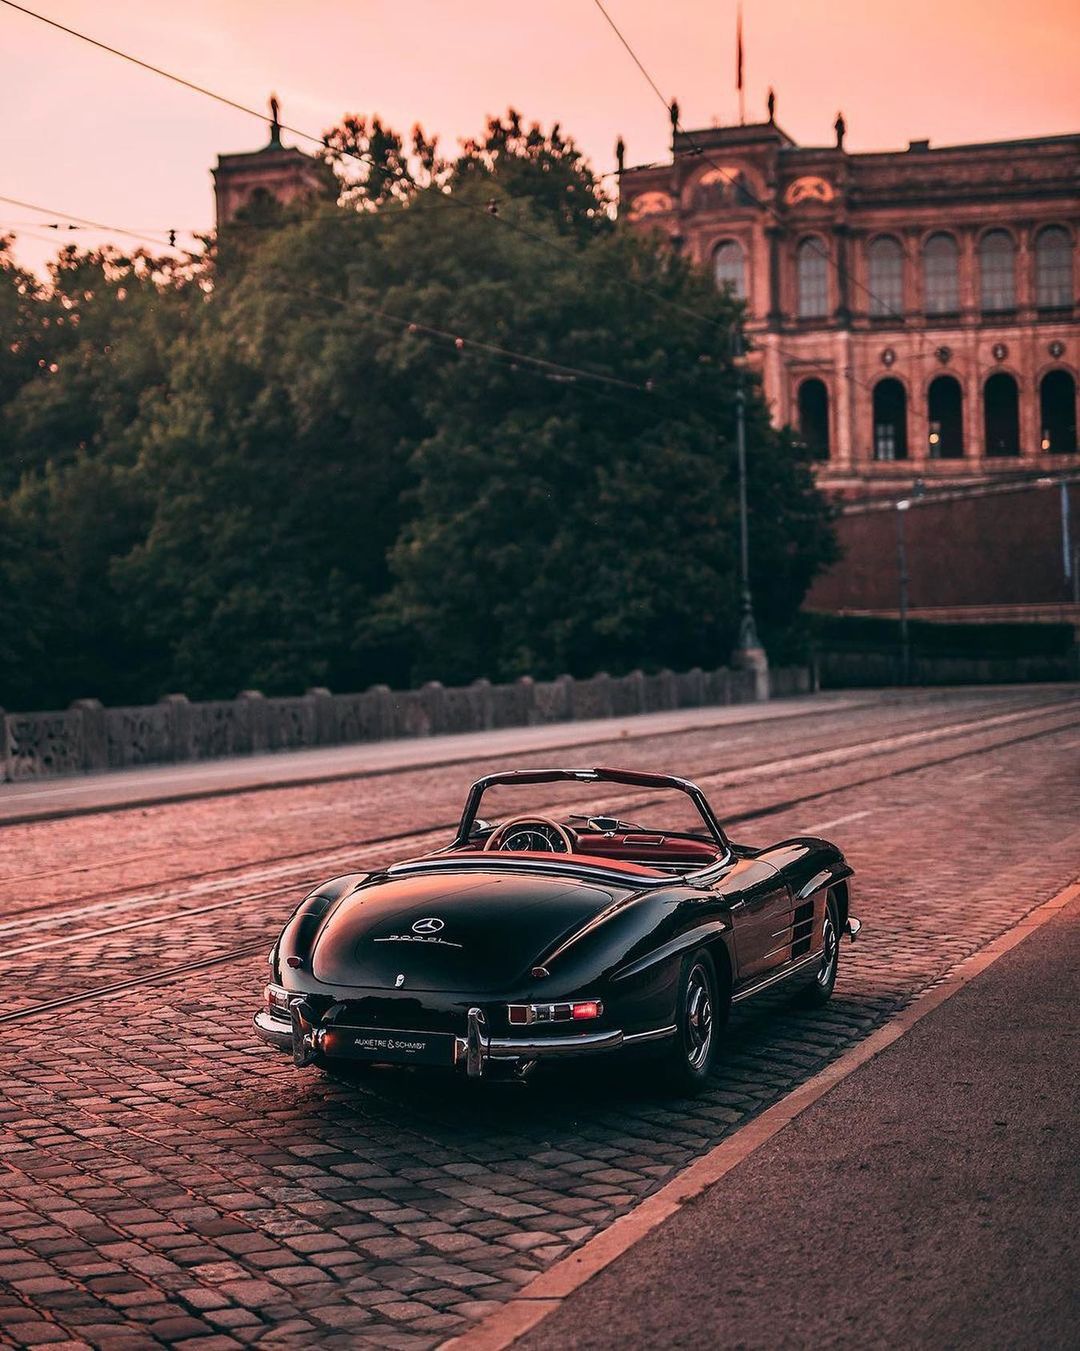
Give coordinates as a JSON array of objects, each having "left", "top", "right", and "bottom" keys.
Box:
[{"left": 1, "top": 688, "right": 1078, "bottom": 1349}]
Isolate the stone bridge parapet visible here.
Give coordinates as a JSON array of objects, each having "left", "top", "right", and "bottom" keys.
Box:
[{"left": 1, "top": 665, "right": 813, "bottom": 782}]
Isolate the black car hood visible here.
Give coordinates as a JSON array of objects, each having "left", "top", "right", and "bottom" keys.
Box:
[{"left": 310, "top": 868, "right": 629, "bottom": 993}]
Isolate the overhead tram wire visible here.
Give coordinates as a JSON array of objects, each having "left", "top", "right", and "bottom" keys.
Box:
[
  {"left": 1, "top": 179, "right": 880, "bottom": 402},
  {"left": 0, "top": 0, "right": 858, "bottom": 369},
  {"left": 0, "top": 1, "right": 882, "bottom": 401},
  {"left": 282, "top": 283, "right": 659, "bottom": 398},
  {"left": 2, "top": 0, "right": 886, "bottom": 399},
  {"left": 0, "top": 193, "right": 173, "bottom": 252}
]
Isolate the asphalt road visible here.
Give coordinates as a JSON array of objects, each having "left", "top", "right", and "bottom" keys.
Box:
[{"left": 520, "top": 895, "right": 1080, "bottom": 1351}]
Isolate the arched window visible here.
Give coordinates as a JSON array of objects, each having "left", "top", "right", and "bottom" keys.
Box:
[
  {"left": 923, "top": 233, "right": 959, "bottom": 315},
  {"left": 796, "top": 237, "right": 829, "bottom": 318},
  {"left": 872, "top": 378, "right": 908, "bottom": 461},
  {"left": 868, "top": 237, "right": 904, "bottom": 317},
  {"left": 979, "top": 231, "right": 1016, "bottom": 312},
  {"left": 713, "top": 240, "right": 746, "bottom": 300},
  {"left": 927, "top": 375, "right": 963, "bottom": 459},
  {"left": 1040, "top": 370, "right": 1077, "bottom": 453},
  {"left": 1035, "top": 227, "right": 1073, "bottom": 310},
  {"left": 797, "top": 378, "right": 830, "bottom": 460},
  {"left": 984, "top": 373, "right": 1020, "bottom": 456}
]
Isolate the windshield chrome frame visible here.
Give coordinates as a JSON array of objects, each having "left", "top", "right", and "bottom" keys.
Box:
[{"left": 452, "top": 766, "right": 731, "bottom": 855}]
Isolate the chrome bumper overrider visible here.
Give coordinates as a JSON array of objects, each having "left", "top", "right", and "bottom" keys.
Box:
[
  {"left": 253, "top": 1009, "right": 293, "bottom": 1049},
  {"left": 253, "top": 1007, "right": 674, "bottom": 1078}
]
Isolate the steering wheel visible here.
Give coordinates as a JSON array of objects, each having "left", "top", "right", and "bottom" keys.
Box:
[{"left": 482, "top": 815, "right": 575, "bottom": 854}]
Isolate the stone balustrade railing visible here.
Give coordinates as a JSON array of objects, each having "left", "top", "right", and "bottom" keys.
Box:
[{"left": 0, "top": 665, "right": 813, "bottom": 783}]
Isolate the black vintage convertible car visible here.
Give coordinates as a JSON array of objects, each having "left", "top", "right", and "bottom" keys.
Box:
[{"left": 255, "top": 767, "right": 859, "bottom": 1092}]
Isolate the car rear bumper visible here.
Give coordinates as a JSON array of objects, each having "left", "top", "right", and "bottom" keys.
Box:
[{"left": 253, "top": 1007, "right": 674, "bottom": 1078}]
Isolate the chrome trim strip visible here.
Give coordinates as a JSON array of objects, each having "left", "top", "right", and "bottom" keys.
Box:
[
  {"left": 731, "top": 949, "right": 822, "bottom": 1004},
  {"left": 486, "top": 1028, "right": 624, "bottom": 1059},
  {"left": 611, "top": 921, "right": 729, "bottom": 983},
  {"left": 623, "top": 1024, "right": 677, "bottom": 1045},
  {"left": 796, "top": 869, "right": 835, "bottom": 902}
]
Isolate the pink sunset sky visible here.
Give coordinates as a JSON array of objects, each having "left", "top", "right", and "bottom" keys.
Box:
[{"left": 3, "top": 0, "right": 1079, "bottom": 277}]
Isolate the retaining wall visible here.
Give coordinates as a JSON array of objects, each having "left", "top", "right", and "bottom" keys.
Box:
[
  {"left": 1, "top": 665, "right": 813, "bottom": 783},
  {"left": 816, "top": 651, "right": 1078, "bottom": 689}
]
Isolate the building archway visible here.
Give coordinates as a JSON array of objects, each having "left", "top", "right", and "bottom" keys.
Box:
[
  {"left": 927, "top": 375, "right": 963, "bottom": 458},
  {"left": 872, "top": 378, "right": 908, "bottom": 460},
  {"left": 1040, "top": 370, "right": 1077, "bottom": 453},
  {"left": 984, "top": 372, "right": 1020, "bottom": 456},
  {"left": 797, "top": 378, "right": 830, "bottom": 459}
]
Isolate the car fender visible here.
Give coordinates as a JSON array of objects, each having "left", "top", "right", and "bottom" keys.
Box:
[
  {"left": 273, "top": 873, "right": 367, "bottom": 979},
  {"left": 755, "top": 837, "right": 854, "bottom": 931}
]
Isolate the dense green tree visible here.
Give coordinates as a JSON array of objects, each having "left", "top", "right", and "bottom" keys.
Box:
[
  {"left": 449, "top": 110, "right": 612, "bottom": 239},
  {"left": 0, "top": 109, "right": 836, "bottom": 709}
]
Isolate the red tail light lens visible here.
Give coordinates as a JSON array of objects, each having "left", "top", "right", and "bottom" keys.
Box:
[{"left": 571, "top": 1001, "right": 601, "bottom": 1020}]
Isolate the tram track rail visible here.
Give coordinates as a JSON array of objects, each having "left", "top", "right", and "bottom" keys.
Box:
[
  {"left": 1, "top": 689, "right": 1070, "bottom": 891},
  {"left": 3, "top": 690, "right": 1072, "bottom": 914},
  {"left": 6, "top": 698, "right": 1078, "bottom": 952},
  {"left": 1, "top": 698, "right": 1077, "bottom": 1028}
]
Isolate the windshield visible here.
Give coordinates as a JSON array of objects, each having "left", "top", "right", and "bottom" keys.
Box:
[{"left": 456, "top": 769, "right": 724, "bottom": 847}]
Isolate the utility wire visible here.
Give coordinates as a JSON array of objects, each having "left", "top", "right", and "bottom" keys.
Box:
[
  {"left": 283, "top": 283, "right": 651, "bottom": 394},
  {"left": 588, "top": 0, "right": 939, "bottom": 341},
  {"left": 0, "top": 193, "right": 172, "bottom": 251},
  {"left": 2, "top": 191, "right": 877, "bottom": 395},
  {"left": 0, "top": 0, "right": 757, "bottom": 340},
  {"left": 0, "top": 0, "right": 880, "bottom": 400}
]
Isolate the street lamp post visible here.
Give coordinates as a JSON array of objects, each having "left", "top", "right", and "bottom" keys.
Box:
[
  {"left": 730, "top": 339, "right": 769, "bottom": 698},
  {"left": 895, "top": 498, "right": 911, "bottom": 685}
]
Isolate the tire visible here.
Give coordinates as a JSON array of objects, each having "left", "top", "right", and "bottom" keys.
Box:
[
  {"left": 659, "top": 948, "right": 726, "bottom": 1095},
  {"left": 798, "top": 893, "right": 840, "bottom": 1008}
]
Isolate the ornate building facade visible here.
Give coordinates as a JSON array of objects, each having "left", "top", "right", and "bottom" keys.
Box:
[{"left": 618, "top": 115, "right": 1079, "bottom": 499}]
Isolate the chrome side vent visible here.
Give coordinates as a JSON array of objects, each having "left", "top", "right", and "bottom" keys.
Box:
[{"left": 791, "top": 901, "right": 815, "bottom": 958}]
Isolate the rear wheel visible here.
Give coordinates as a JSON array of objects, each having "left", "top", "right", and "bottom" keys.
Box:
[
  {"left": 659, "top": 949, "right": 726, "bottom": 1095},
  {"left": 798, "top": 893, "right": 840, "bottom": 1008}
]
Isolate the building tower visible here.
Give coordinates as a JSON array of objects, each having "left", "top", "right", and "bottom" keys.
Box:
[{"left": 213, "top": 96, "right": 337, "bottom": 229}]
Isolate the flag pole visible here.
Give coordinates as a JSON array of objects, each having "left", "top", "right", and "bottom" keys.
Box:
[{"left": 737, "top": 4, "right": 746, "bottom": 125}]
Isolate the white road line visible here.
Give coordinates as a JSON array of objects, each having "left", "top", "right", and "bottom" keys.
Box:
[{"left": 797, "top": 809, "right": 877, "bottom": 834}]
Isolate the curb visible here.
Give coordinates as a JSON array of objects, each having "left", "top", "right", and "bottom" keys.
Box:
[{"left": 443, "top": 876, "right": 1080, "bottom": 1351}]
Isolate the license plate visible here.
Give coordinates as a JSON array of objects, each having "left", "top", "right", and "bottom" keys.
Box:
[{"left": 330, "top": 1027, "right": 456, "bottom": 1067}]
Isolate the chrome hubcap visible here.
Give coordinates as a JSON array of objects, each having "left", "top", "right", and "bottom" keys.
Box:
[
  {"left": 818, "top": 915, "right": 838, "bottom": 989},
  {"left": 685, "top": 964, "right": 714, "bottom": 1069}
]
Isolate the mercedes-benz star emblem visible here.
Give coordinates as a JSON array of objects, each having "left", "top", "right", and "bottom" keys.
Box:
[{"left": 412, "top": 917, "right": 445, "bottom": 935}]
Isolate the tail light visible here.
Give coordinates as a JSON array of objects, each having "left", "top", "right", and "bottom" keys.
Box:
[
  {"left": 264, "top": 984, "right": 292, "bottom": 1015},
  {"left": 507, "top": 1000, "right": 603, "bottom": 1025}
]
